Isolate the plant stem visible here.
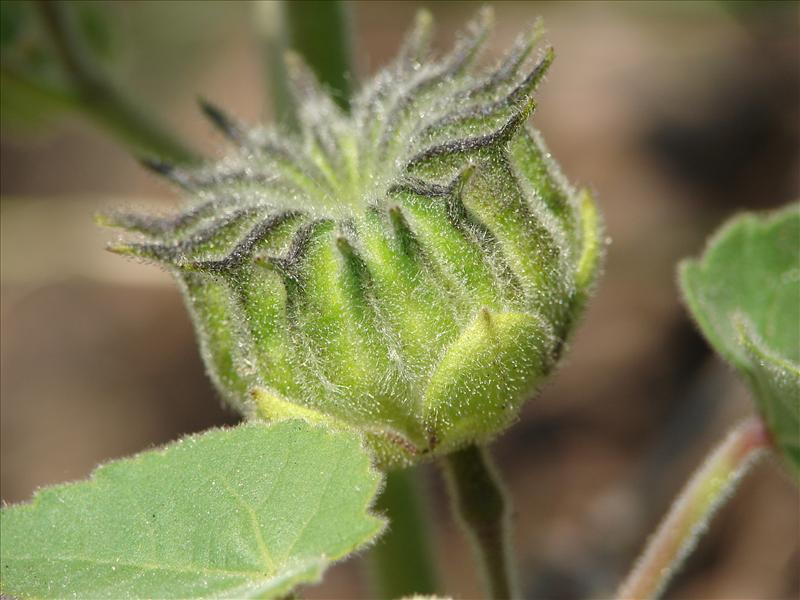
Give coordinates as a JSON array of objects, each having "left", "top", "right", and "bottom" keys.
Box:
[
  {"left": 281, "top": 0, "right": 354, "bottom": 111},
  {"left": 368, "top": 468, "right": 439, "bottom": 598},
  {"left": 261, "top": 0, "right": 354, "bottom": 125},
  {"left": 443, "top": 444, "right": 518, "bottom": 600},
  {"left": 618, "top": 416, "right": 770, "bottom": 600},
  {"left": 36, "top": 0, "right": 197, "bottom": 164}
]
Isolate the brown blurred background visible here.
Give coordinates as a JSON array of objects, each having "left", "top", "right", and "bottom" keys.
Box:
[{"left": 1, "top": 1, "right": 799, "bottom": 598}]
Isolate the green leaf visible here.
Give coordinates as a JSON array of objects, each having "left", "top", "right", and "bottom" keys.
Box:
[
  {"left": 0, "top": 67, "right": 77, "bottom": 129},
  {"left": 0, "top": 0, "right": 28, "bottom": 48},
  {"left": 0, "top": 0, "right": 75, "bottom": 131},
  {"left": 75, "top": 1, "right": 115, "bottom": 61},
  {"left": 0, "top": 420, "right": 386, "bottom": 599},
  {"left": 680, "top": 203, "right": 800, "bottom": 477}
]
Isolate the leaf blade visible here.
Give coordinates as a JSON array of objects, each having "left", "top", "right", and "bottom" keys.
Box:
[
  {"left": 0, "top": 420, "right": 385, "bottom": 599},
  {"left": 679, "top": 203, "right": 800, "bottom": 477}
]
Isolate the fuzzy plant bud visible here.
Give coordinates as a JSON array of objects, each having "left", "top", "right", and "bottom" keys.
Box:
[{"left": 103, "top": 8, "right": 603, "bottom": 468}]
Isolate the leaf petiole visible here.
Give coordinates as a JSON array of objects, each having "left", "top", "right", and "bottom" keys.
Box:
[{"left": 618, "top": 416, "right": 771, "bottom": 600}]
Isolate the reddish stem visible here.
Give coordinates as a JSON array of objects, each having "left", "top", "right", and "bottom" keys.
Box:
[{"left": 618, "top": 416, "right": 770, "bottom": 600}]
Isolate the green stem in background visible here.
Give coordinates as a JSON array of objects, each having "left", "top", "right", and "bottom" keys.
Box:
[
  {"left": 282, "top": 0, "right": 354, "bottom": 109},
  {"left": 618, "top": 416, "right": 770, "bottom": 600},
  {"left": 36, "top": 0, "right": 197, "bottom": 164},
  {"left": 260, "top": 0, "right": 354, "bottom": 125},
  {"left": 443, "top": 444, "right": 518, "bottom": 600},
  {"left": 367, "top": 468, "right": 439, "bottom": 598}
]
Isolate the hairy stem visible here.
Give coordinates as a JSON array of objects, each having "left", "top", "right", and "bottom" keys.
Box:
[
  {"left": 618, "top": 416, "right": 770, "bottom": 600},
  {"left": 368, "top": 468, "right": 439, "bottom": 598},
  {"left": 443, "top": 444, "right": 518, "bottom": 600},
  {"left": 36, "top": 0, "right": 197, "bottom": 164}
]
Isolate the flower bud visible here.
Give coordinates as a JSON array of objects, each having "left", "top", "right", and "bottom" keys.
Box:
[{"left": 104, "top": 8, "right": 603, "bottom": 468}]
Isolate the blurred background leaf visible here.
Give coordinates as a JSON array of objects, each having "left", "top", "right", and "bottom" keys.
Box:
[
  {"left": 2, "top": 0, "right": 195, "bottom": 162},
  {"left": 1, "top": 0, "right": 73, "bottom": 129},
  {"left": 0, "top": 0, "right": 116, "bottom": 130}
]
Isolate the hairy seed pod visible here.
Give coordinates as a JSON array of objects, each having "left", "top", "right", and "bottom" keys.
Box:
[{"left": 103, "top": 8, "right": 603, "bottom": 468}]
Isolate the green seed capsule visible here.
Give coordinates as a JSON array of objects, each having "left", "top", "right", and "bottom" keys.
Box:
[{"left": 103, "top": 8, "right": 603, "bottom": 468}]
